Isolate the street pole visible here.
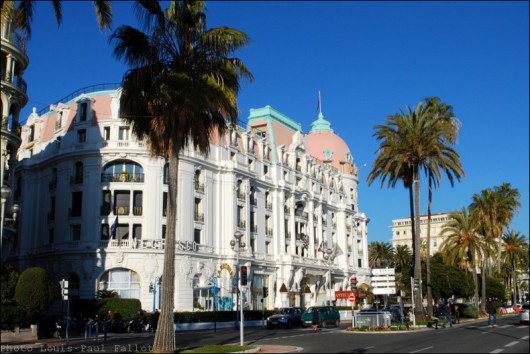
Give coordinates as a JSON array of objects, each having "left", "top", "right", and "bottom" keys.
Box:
[{"left": 231, "top": 231, "right": 245, "bottom": 346}]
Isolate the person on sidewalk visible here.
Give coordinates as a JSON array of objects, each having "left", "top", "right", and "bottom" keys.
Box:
[
  {"left": 311, "top": 308, "right": 319, "bottom": 331},
  {"left": 442, "top": 302, "right": 453, "bottom": 328},
  {"left": 486, "top": 297, "right": 497, "bottom": 327}
]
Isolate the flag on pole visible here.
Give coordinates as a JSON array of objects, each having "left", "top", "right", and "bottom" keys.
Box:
[
  {"left": 110, "top": 216, "right": 118, "bottom": 239},
  {"left": 317, "top": 241, "right": 324, "bottom": 253}
]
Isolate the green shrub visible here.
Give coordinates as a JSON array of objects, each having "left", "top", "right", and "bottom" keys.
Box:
[
  {"left": 462, "top": 304, "right": 479, "bottom": 319},
  {"left": 97, "top": 298, "right": 142, "bottom": 320},
  {"left": 14, "top": 267, "right": 54, "bottom": 323}
]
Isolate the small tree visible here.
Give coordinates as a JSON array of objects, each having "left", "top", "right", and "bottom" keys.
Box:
[{"left": 14, "top": 267, "right": 54, "bottom": 323}]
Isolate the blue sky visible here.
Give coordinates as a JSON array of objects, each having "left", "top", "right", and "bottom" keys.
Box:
[{"left": 19, "top": 1, "right": 529, "bottom": 244}]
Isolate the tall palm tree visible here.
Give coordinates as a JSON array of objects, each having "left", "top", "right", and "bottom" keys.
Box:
[
  {"left": 1, "top": 0, "right": 112, "bottom": 39},
  {"left": 368, "top": 99, "right": 463, "bottom": 320},
  {"left": 501, "top": 230, "right": 529, "bottom": 305},
  {"left": 440, "top": 208, "right": 489, "bottom": 308},
  {"left": 422, "top": 97, "right": 464, "bottom": 317},
  {"left": 470, "top": 183, "right": 521, "bottom": 311},
  {"left": 110, "top": 1, "right": 252, "bottom": 352}
]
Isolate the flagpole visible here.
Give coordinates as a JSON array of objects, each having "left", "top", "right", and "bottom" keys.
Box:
[{"left": 318, "top": 91, "right": 322, "bottom": 114}]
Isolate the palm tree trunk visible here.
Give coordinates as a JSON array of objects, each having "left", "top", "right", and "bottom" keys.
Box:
[
  {"left": 413, "top": 168, "right": 424, "bottom": 321},
  {"left": 512, "top": 261, "right": 518, "bottom": 305},
  {"left": 153, "top": 153, "right": 179, "bottom": 353},
  {"left": 480, "top": 260, "right": 487, "bottom": 313},
  {"left": 426, "top": 176, "right": 433, "bottom": 317},
  {"left": 472, "top": 266, "right": 479, "bottom": 307}
]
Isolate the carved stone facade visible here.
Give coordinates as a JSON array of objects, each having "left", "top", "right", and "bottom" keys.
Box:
[{"left": 10, "top": 88, "right": 370, "bottom": 312}]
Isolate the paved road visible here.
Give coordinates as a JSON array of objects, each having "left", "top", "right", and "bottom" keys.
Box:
[{"left": 1, "top": 315, "right": 527, "bottom": 353}]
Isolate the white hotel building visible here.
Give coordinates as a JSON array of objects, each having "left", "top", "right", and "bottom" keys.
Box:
[{"left": 9, "top": 87, "right": 370, "bottom": 312}]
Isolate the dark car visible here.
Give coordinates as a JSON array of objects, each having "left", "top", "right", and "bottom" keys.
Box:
[
  {"left": 266, "top": 307, "right": 304, "bottom": 329},
  {"left": 301, "top": 306, "right": 340, "bottom": 328}
]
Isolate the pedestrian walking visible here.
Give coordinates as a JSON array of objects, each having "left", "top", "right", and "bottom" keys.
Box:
[
  {"left": 312, "top": 308, "right": 319, "bottom": 331},
  {"left": 453, "top": 304, "right": 460, "bottom": 324},
  {"left": 442, "top": 303, "right": 453, "bottom": 328},
  {"left": 486, "top": 297, "right": 497, "bottom": 327},
  {"left": 432, "top": 304, "right": 441, "bottom": 330}
]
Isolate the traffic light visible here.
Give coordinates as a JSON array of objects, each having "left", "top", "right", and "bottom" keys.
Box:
[
  {"left": 263, "top": 286, "right": 269, "bottom": 298},
  {"left": 240, "top": 266, "right": 248, "bottom": 286},
  {"left": 60, "top": 279, "right": 69, "bottom": 300},
  {"left": 351, "top": 277, "right": 357, "bottom": 290},
  {"left": 413, "top": 278, "right": 420, "bottom": 292}
]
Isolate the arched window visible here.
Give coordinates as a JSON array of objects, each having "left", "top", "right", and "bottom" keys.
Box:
[
  {"left": 102, "top": 160, "right": 144, "bottom": 183},
  {"left": 98, "top": 268, "right": 140, "bottom": 299}
]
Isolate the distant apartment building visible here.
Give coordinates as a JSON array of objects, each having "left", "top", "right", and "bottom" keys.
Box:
[
  {"left": 390, "top": 213, "right": 451, "bottom": 256},
  {"left": 9, "top": 87, "right": 370, "bottom": 312}
]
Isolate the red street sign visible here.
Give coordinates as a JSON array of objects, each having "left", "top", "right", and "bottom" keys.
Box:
[{"left": 348, "top": 294, "right": 356, "bottom": 303}]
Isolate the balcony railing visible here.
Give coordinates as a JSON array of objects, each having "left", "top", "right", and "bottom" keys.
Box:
[
  {"left": 238, "top": 220, "right": 246, "bottom": 228},
  {"left": 266, "top": 202, "right": 272, "bottom": 210},
  {"left": 237, "top": 193, "right": 246, "bottom": 201},
  {"left": 69, "top": 208, "right": 82, "bottom": 217},
  {"left": 101, "top": 173, "right": 145, "bottom": 183},
  {"left": 133, "top": 206, "right": 143, "bottom": 216},
  {"left": 194, "top": 183, "right": 205, "bottom": 192},
  {"left": 49, "top": 180, "right": 57, "bottom": 191},
  {"left": 194, "top": 213, "right": 204, "bottom": 222},
  {"left": 114, "top": 206, "right": 130, "bottom": 215}
]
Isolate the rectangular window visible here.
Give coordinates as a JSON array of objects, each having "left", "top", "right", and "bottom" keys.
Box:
[
  {"left": 71, "top": 191, "right": 82, "bottom": 216},
  {"left": 194, "top": 229, "right": 201, "bottom": 244},
  {"left": 133, "top": 224, "right": 142, "bottom": 240},
  {"left": 118, "top": 126, "right": 130, "bottom": 141},
  {"left": 162, "top": 225, "right": 166, "bottom": 239},
  {"left": 28, "top": 126, "right": 35, "bottom": 142},
  {"left": 133, "top": 191, "right": 143, "bottom": 216},
  {"left": 48, "top": 228, "right": 55, "bottom": 244},
  {"left": 266, "top": 241, "right": 271, "bottom": 255},
  {"left": 77, "top": 129, "right": 86, "bottom": 143},
  {"left": 162, "top": 192, "right": 167, "bottom": 217},
  {"left": 72, "top": 224, "right": 81, "bottom": 241},
  {"left": 101, "top": 190, "right": 111, "bottom": 215},
  {"left": 103, "top": 126, "right": 111, "bottom": 140},
  {"left": 114, "top": 191, "right": 130, "bottom": 215},
  {"left": 80, "top": 102, "right": 88, "bottom": 121},
  {"left": 101, "top": 224, "right": 110, "bottom": 240}
]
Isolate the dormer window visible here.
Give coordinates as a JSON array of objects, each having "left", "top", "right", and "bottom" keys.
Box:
[
  {"left": 80, "top": 102, "right": 88, "bottom": 121},
  {"left": 28, "top": 125, "right": 35, "bottom": 143}
]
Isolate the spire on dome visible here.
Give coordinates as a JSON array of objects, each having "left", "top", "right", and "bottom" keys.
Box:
[{"left": 311, "top": 91, "right": 333, "bottom": 132}]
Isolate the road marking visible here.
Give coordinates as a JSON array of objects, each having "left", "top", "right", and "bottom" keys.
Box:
[
  {"left": 520, "top": 335, "right": 529, "bottom": 340},
  {"left": 490, "top": 349, "right": 504, "bottom": 353},
  {"left": 504, "top": 341, "right": 519, "bottom": 347},
  {"left": 410, "top": 346, "right": 433, "bottom": 353}
]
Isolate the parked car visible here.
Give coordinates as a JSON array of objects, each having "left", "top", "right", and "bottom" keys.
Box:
[
  {"left": 301, "top": 306, "right": 340, "bottom": 328},
  {"left": 266, "top": 307, "right": 304, "bottom": 329},
  {"left": 519, "top": 302, "right": 529, "bottom": 325}
]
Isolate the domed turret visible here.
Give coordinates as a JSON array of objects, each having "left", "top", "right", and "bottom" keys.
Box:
[{"left": 305, "top": 111, "right": 353, "bottom": 174}]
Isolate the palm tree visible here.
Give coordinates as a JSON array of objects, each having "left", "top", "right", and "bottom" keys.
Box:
[
  {"left": 110, "top": 1, "right": 252, "bottom": 352},
  {"left": 368, "top": 241, "right": 394, "bottom": 268},
  {"left": 501, "top": 230, "right": 529, "bottom": 305},
  {"left": 422, "top": 97, "right": 464, "bottom": 317},
  {"left": 368, "top": 99, "right": 463, "bottom": 320},
  {"left": 1, "top": 0, "right": 112, "bottom": 40},
  {"left": 440, "top": 208, "right": 488, "bottom": 308},
  {"left": 470, "top": 183, "right": 521, "bottom": 312},
  {"left": 393, "top": 244, "right": 412, "bottom": 273}
]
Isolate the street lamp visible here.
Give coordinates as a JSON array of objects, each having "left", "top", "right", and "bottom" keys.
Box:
[
  {"left": 231, "top": 230, "right": 246, "bottom": 346},
  {"left": 323, "top": 248, "right": 335, "bottom": 305},
  {"left": 149, "top": 276, "right": 161, "bottom": 312}
]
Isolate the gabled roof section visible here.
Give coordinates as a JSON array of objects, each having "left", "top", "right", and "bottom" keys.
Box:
[{"left": 247, "top": 106, "right": 302, "bottom": 164}]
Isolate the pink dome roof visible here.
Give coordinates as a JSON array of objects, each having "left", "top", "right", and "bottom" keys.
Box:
[{"left": 305, "top": 112, "right": 352, "bottom": 173}]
